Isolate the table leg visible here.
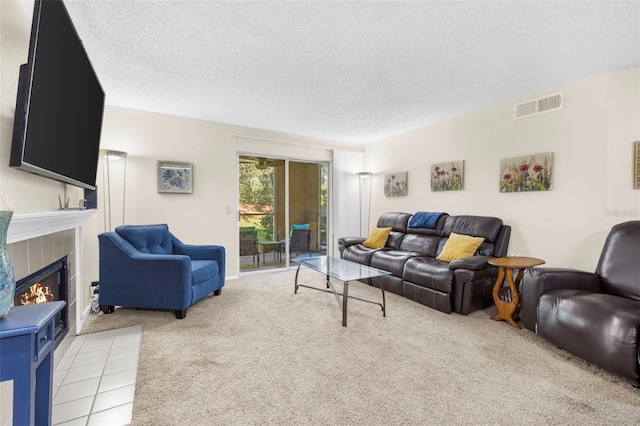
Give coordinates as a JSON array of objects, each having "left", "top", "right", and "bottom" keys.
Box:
[
  {"left": 512, "top": 267, "right": 525, "bottom": 320},
  {"left": 294, "top": 262, "right": 302, "bottom": 294},
  {"left": 342, "top": 281, "right": 349, "bottom": 327},
  {"left": 490, "top": 266, "right": 521, "bottom": 328}
]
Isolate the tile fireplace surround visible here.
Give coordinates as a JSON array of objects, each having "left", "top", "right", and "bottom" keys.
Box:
[
  {"left": 6, "top": 209, "right": 95, "bottom": 357},
  {"left": 1, "top": 210, "right": 96, "bottom": 425}
]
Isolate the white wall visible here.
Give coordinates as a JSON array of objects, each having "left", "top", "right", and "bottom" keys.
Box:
[
  {"left": 365, "top": 69, "right": 640, "bottom": 271},
  {"left": 332, "top": 150, "right": 364, "bottom": 255},
  {"left": 91, "top": 107, "right": 360, "bottom": 283}
]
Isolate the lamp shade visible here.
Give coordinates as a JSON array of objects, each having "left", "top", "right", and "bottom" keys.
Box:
[{"left": 100, "top": 149, "right": 128, "bottom": 161}]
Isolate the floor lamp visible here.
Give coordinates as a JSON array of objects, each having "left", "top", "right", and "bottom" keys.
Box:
[
  {"left": 358, "top": 172, "right": 372, "bottom": 237},
  {"left": 100, "top": 149, "right": 128, "bottom": 231}
]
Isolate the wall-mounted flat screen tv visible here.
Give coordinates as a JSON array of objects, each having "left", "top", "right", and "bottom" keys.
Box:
[{"left": 10, "top": 0, "right": 104, "bottom": 191}]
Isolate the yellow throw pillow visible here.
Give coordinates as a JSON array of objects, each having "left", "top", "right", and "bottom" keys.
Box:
[
  {"left": 363, "top": 227, "right": 392, "bottom": 249},
  {"left": 436, "top": 232, "right": 485, "bottom": 262}
]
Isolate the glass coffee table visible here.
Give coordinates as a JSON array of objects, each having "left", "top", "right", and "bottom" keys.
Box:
[{"left": 294, "top": 256, "right": 391, "bottom": 326}]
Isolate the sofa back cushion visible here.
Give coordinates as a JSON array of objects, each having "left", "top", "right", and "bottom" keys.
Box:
[
  {"left": 440, "top": 216, "right": 504, "bottom": 257},
  {"left": 116, "top": 224, "right": 173, "bottom": 255},
  {"left": 377, "top": 212, "right": 412, "bottom": 233},
  {"left": 398, "top": 234, "right": 441, "bottom": 257},
  {"left": 596, "top": 221, "right": 640, "bottom": 300},
  {"left": 376, "top": 212, "right": 412, "bottom": 249}
]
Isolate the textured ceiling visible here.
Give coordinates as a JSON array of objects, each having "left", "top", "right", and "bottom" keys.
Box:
[{"left": 56, "top": 0, "right": 640, "bottom": 144}]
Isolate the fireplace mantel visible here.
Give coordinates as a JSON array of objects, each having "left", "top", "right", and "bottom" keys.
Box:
[{"left": 7, "top": 210, "right": 96, "bottom": 244}]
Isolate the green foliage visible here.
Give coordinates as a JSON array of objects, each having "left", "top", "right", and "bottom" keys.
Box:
[
  {"left": 239, "top": 163, "right": 274, "bottom": 206},
  {"left": 239, "top": 163, "right": 275, "bottom": 239}
]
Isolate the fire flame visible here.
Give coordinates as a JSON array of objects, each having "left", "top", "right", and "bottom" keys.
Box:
[{"left": 20, "top": 283, "right": 54, "bottom": 305}]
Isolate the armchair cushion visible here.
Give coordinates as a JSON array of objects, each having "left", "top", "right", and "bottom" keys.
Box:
[
  {"left": 538, "top": 290, "right": 640, "bottom": 381},
  {"left": 191, "top": 260, "right": 220, "bottom": 285},
  {"left": 116, "top": 224, "right": 173, "bottom": 254}
]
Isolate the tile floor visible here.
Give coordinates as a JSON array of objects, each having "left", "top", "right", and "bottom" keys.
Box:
[{"left": 51, "top": 325, "right": 142, "bottom": 426}]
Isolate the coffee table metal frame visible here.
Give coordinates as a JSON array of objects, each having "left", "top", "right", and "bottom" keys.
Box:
[{"left": 294, "top": 256, "right": 390, "bottom": 326}]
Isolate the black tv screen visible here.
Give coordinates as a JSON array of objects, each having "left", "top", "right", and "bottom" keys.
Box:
[{"left": 10, "top": 0, "right": 104, "bottom": 190}]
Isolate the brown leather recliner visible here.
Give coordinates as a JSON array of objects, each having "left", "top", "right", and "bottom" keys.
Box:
[{"left": 521, "top": 221, "right": 640, "bottom": 386}]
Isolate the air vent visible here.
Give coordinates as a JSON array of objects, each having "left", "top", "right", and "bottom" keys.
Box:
[{"left": 514, "top": 91, "right": 564, "bottom": 120}]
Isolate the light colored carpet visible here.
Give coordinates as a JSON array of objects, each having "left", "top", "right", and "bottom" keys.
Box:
[{"left": 81, "top": 269, "right": 640, "bottom": 425}]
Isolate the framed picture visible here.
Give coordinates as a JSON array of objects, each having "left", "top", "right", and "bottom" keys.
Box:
[
  {"left": 634, "top": 141, "right": 640, "bottom": 189},
  {"left": 431, "top": 160, "right": 464, "bottom": 191},
  {"left": 157, "top": 161, "right": 193, "bottom": 193},
  {"left": 384, "top": 172, "right": 407, "bottom": 197},
  {"left": 500, "top": 152, "right": 553, "bottom": 192}
]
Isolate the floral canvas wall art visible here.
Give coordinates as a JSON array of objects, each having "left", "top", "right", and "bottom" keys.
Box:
[
  {"left": 384, "top": 172, "right": 407, "bottom": 197},
  {"left": 431, "top": 161, "right": 464, "bottom": 191},
  {"left": 158, "top": 161, "right": 193, "bottom": 193},
  {"left": 500, "top": 152, "right": 552, "bottom": 192}
]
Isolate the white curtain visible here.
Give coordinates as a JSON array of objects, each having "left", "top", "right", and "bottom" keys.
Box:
[{"left": 331, "top": 150, "right": 364, "bottom": 256}]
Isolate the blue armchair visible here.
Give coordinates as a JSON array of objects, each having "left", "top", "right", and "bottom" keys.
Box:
[{"left": 98, "top": 224, "right": 225, "bottom": 319}]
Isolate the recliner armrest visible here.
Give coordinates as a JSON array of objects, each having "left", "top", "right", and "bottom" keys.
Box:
[
  {"left": 338, "top": 236, "right": 366, "bottom": 248},
  {"left": 520, "top": 267, "right": 602, "bottom": 332},
  {"left": 524, "top": 267, "right": 602, "bottom": 296},
  {"left": 448, "top": 255, "right": 492, "bottom": 270}
]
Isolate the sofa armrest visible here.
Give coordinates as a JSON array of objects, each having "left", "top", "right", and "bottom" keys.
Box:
[
  {"left": 171, "top": 235, "right": 226, "bottom": 280},
  {"left": 452, "top": 264, "right": 501, "bottom": 314},
  {"left": 520, "top": 267, "right": 602, "bottom": 332},
  {"left": 448, "top": 255, "right": 492, "bottom": 271},
  {"left": 338, "top": 236, "right": 366, "bottom": 248}
]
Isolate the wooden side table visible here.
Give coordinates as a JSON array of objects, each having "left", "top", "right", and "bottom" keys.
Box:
[
  {"left": 258, "top": 241, "right": 282, "bottom": 265},
  {"left": 488, "top": 256, "right": 545, "bottom": 329}
]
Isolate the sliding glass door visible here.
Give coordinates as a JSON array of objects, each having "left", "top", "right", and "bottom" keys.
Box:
[
  {"left": 238, "top": 155, "right": 328, "bottom": 273},
  {"left": 285, "top": 161, "right": 328, "bottom": 261}
]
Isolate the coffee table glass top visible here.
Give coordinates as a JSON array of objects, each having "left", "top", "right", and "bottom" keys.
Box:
[{"left": 297, "top": 256, "right": 391, "bottom": 282}]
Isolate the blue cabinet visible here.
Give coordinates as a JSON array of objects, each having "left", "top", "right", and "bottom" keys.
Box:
[{"left": 0, "top": 301, "right": 66, "bottom": 426}]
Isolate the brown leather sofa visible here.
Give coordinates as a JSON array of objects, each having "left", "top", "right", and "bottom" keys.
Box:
[
  {"left": 338, "top": 212, "right": 511, "bottom": 315},
  {"left": 521, "top": 221, "right": 640, "bottom": 386}
]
